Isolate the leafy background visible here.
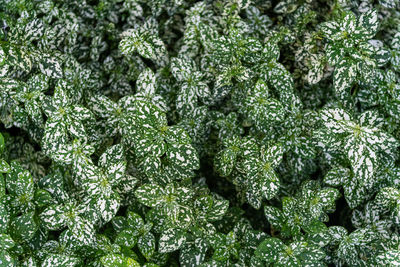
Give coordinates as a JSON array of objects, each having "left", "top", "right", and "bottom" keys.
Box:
[{"left": 1, "top": 0, "right": 400, "bottom": 266}]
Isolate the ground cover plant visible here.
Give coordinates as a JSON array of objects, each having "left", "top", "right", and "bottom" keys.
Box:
[{"left": 1, "top": 0, "right": 400, "bottom": 266}]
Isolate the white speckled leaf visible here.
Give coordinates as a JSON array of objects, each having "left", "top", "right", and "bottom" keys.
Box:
[{"left": 159, "top": 228, "right": 187, "bottom": 253}]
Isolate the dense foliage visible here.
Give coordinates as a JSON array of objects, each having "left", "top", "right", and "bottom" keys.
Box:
[{"left": 1, "top": 0, "right": 400, "bottom": 266}]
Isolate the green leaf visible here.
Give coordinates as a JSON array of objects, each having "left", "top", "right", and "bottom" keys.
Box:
[
  {"left": 69, "top": 217, "right": 96, "bottom": 246},
  {"left": 0, "top": 251, "right": 16, "bottom": 267},
  {"left": 10, "top": 211, "right": 38, "bottom": 241},
  {"left": 0, "top": 159, "right": 10, "bottom": 173},
  {"left": 379, "top": 0, "right": 397, "bottom": 8},
  {"left": 41, "top": 254, "right": 80, "bottom": 267},
  {"left": 376, "top": 250, "right": 400, "bottom": 265},
  {"left": 120, "top": 29, "right": 167, "bottom": 62},
  {"left": 324, "top": 166, "right": 350, "bottom": 187},
  {"left": 34, "top": 189, "right": 54, "bottom": 207},
  {"left": 320, "top": 108, "right": 352, "bottom": 134},
  {"left": 245, "top": 80, "right": 285, "bottom": 128},
  {"left": 255, "top": 238, "right": 285, "bottom": 263},
  {"left": 263, "top": 144, "right": 284, "bottom": 167},
  {"left": 356, "top": 9, "right": 379, "bottom": 39},
  {"left": 39, "top": 54, "right": 63, "bottom": 79},
  {"left": 135, "top": 184, "right": 164, "bottom": 207},
  {"left": 171, "top": 56, "right": 196, "bottom": 81},
  {"left": 333, "top": 59, "right": 357, "bottom": 97},
  {"left": 375, "top": 187, "right": 400, "bottom": 214},
  {"left": 100, "top": 254, "right": 140, "bottom": 267},
  {"left": 159, "top": 228, "right": 187, "bottom": 253},
  {"left": 166, "top": 144, "right": 200, "bottom": 173},
  {"left": 6, "top": 166, "right": 34, "bottom": 200},
  {"left": 345, "top": 136, "right": 377, "bottom": 190},
  {"left": 194, "top": 195, "right": 229, "bottom": 222},
  {"left": 320, "top": 21, "right": 340, "bottom": 39},
  {"left": 343, "top": 179, "right": 365, "bottom": 209},
  {"left": 260, "top": 171, "right": 280, "bottom": 200},
  {"left": 0, "top": 133, "right": 4, "bottom": 153},
  {"left": 96, "top": 194, "right": 121, "bottom": 223},
  {"left": 342, "top": 12, "right": 357, "bottom": 37},
  {"left": 294, "top": 244, "right": 325, "bottom": 263},
  {"left": 115, "top": 229, "right": 138, "bottom": 248},
  {"left": 126, "top": 212, "right": 144, "bottom": 232},
  {"left": 6, "top": 45, "right": 32, "bottom": 72},
  {"left": 0, "top": 234, "right": 15, "bottom": 250},
  {"left": 24, "top": 18, "right": 45, "bottom": 42},
  {"left": 214, "top": 148, "right": 237, "bottom": 177},
  {"left": 205, "top": 198, "right": 229, "bottom": 221},
  {"left": 138, "top": 232, "right": 156, "bottom": 260},
  {"left": 326, "top": 43, "right": 345, "bottom": 66},
  {"left": 180, "top": 240, "right": 208, "bottom": 267},
  {"left": 137, "top": 68, "right": 157, "bottom": 94},
  {"left": 306, "top": 54, "right": 325, "bottom": 85},
  {"left": 0, "top": 203, "right": 9, "bottom": 232},
  {"left": 264, "top": 206, "right": 285, "bottom": 229}
]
